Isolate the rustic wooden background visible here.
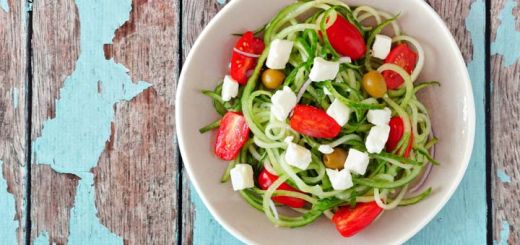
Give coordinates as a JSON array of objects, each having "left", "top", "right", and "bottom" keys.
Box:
[{"left": 0, "top": 0, "right": 517, "bottom": 244}]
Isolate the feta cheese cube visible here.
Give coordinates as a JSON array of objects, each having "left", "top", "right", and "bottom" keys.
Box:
[
  {"left": 367, "top": 107, "right": 392, "bottom": 126},
  {"left": 365, "top": 125, "right": 391, "bottom": 154},
  {"left": 230, "top": 164, "right": 254, "bottom": 191},
  {"left": 271, "top": 86, "right": 297, "bottom": 121},
  {"left": 318, "top": 145, "right": 334, "bottom": 154},
  {"left": 221, "top": 75, "right": 239, "bottom": 102},
  {"left": 372, "top": 34, "right": 392, "bottom": 59},
  {"left": 326, "top": 99, "right": 352, "bottom": 126},
  {"left": 309, "top": 57, "right": 340, "bottom": 82},
  {"left": 344, "top": 149, "right": 370, "bottom": 175},
  {"left": 326, "top": 168, "right": 353, "bottom": 191},
  {"left": 284, "top": 142, "right": 312, "bottom": 170},
  {"left": 266, "top": 39, "right": 294, "bottom": 69},
  {"left": 339, "top": 56, "right": 352, "bottom": 64}
]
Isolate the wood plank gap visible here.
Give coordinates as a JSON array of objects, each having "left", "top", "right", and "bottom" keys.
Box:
[
  {"left": 176, "top": 0, "right": 184, "bottom": 244},
  {"left": 24, "top": 1, "right": 33, "bottom": 244},
  {"left": 485, "top": 0, "right": 492, "bottom": 244}
]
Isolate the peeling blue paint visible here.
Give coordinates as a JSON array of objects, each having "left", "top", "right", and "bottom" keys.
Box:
[
  {"left": 68, "top": 173, "right": 123, "bottom": 244},
  {"left": 0, "top": 0, "right": 9, "bottom": 12},
  {"left": 494, "top": 221, "right": 510, "bottom": 245},
  {"left": 31, "top": 0, "right": 150, "bottom": 243},
  {"left": 0, "top": 160, "right": 18, "bottom": 245},
  {"left": 410, "top": 0, "right": 487, "bottom": 244},
  {"left": 12, "top": 87, "right": 18, "bottom": 109},
  {"left": 34, "top": 231, "right": 50, "bottom": 245},
  {"left": 497, "top": 169, "right": 511, "bottom": 183},
  {"left": 492, "top": 0, "right": 520, "bottom": 66}
]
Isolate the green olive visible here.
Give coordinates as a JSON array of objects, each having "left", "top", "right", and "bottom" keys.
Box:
[
  {"left": 323, "top": 148, "right": 348, "bottom": 170},
  {"left": 362, "top": 71, "right": 387, "bottom": 98},
  {"left": 262, "top": 69, "right": 286, "bottom": 89}
]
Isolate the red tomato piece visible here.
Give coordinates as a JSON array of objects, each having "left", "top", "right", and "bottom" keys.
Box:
[
  {"left": 386, "top": 116, "right": 414, "bottom": 158},
  {"left": 214, "top": 112, "right": 250, "bottom": 160},
  {"left": 382, "top": 44, "right": 418, "bottom": 89},
  {"left": 325, "top": 15, "right": 366, "bottom": 60},
  {"left": 332, "top": 202, "right": 383, "bottom": 237},
  {"left": 258, "top": 169, "right": 306, "bottom": 208},
  {"left": 290, "top": 105, "right": 341, "bottom": 139},
  {"left": 230, "top": 31, "right": 265, "bottom": 84}
]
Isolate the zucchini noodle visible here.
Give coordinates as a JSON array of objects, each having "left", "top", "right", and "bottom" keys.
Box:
[{"left": 200, "top": 0, "right": 439, "bottom": 230}]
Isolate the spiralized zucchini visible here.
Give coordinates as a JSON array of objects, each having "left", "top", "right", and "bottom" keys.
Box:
[{"left": 201, "top": 0, "right": 438, "bottom": 228}]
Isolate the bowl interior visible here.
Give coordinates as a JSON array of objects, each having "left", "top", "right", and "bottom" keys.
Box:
[{"left": 176, "top": 0, "right": 475, "bottom": 244}]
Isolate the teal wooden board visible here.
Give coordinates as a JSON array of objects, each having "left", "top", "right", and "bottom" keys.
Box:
[
  {"left": 189, "top": 0, "right": 488, "bottom": 244},
  {"left": 31, "top": 0, "right": 150, "bottom": 243}
]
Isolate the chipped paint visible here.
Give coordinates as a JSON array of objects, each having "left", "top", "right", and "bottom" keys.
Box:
[
  {"left": 12, "top": 88, "right": 18, "bottom": 109},
  {"left": 494, "top": 220, "right": 511, "bottom": 245},
  {"left": 31, "top": 0, "right": 150, "bottom": 243},
  {"left": 0, "top": 161, "right": 18, "bottom": 245},
  {"left": 410, "top": 0, "right": 487, "bottom": 244},
  {"left": 492, "top": 0, "right": 520, "bottom": 66},
  {"left": 34, "top": 231, "right": 50, "bottom": 245},
  {"left": 497, "top": 169, "right": 512, "bottom": 183},
  {"left": 0, "top": 0, "right": 9, "bottom": 12}
]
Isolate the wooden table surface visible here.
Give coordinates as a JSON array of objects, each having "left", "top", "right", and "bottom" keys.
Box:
[{"left": 0, "top": 0, "right": 516, "bottom": 244}]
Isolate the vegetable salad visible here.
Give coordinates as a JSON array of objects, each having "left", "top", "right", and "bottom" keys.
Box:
[{"left": 200, "top": 0, "right": 438, "bottom": 237}]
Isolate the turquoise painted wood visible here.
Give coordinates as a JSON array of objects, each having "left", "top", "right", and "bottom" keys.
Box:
[
  {"left": 31, "top": 0, "right": 150, "bottom": 244},
  {"left": 188, "top": 0, "right": 488, "bottom": 244}
]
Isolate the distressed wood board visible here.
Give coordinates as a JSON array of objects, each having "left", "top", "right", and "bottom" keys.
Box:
[
  {"left": 0, "top": 0, "right": 28, "bottom": 244},
  {"left": 491, "top": 0, "right": 520, "bottom": 244}
]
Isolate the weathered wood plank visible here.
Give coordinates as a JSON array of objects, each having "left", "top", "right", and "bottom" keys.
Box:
[
  {"left": 31, "top": 0, "right": 176, "bottom": 243},
  {"left": 491, "top": 0, "right": 520, "bottom": 243},
  {"left": 180, "top": 0, "right": 233, "bottom": 244},
  {"left": 94, "top": 0, "right": 180, "bottom": 243},
  {"left": 409, "top": 0, "right": 488, "bottom": 244},
  {"left": 182, "top": 0, "right": 487, "bottom": 244},
  {"left": 0, "top": 0, "right": 28, "bottom": 244},
  {"left": 30, "top": 0, "right": 81, "bottom": 243}
]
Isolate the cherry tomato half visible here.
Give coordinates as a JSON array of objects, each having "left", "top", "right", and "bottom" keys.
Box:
[
  {"left": 230, "top": 31, "right": 265, "bottom": 85},
  {"left": 258, "top": 169, "right": 306, "bottom": 208},
  {"left": 386, "top": 116, "right": 414, "bottom": 158},
  {"left": 332, "top": 202, "right": 383, "bottom": 237},
  {"left": 214, "top": 112, "right": 250, "bottom": 160},
  {"left": 382, "top": 43, "right": 418, "bottom": 89},
  {"left": 290, "top": 105, "right": 341, "bottom": 139},
  {"left": 325, "top": 15, "right": 366, "bottom": 60}
]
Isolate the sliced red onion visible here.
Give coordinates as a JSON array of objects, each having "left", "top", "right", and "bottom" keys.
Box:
[
  {"left": 408, "top": 128, "right": 436, "bottom": 194},
  {"left": 296, "top": 78, "right": 313, "bottom": 102},
  {"left": 233, "top": 47, "right": 261, "bottom": 58}
]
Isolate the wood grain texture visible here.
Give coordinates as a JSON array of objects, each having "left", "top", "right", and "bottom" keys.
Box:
[
  {"left": 30, "top": 0, "right": 83, "bottom": 242},
  {"left": 179, "top": 0, "right": 226, "bottom": 244},
  {"left": 30, "top": 165, "right": 80, "bottom": 244},
  {"left": 0, "top": 0, "right": 27, "bottom": 244},
  {"left": 94, "top": 0, "right": 179, "bottom": 244},
  {"left": 491, "top": 0, "right": 520, "bottom": 243}
]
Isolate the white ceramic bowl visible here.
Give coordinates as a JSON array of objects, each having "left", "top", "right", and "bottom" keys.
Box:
[{"left": 176, "top": 0, "right": 475, "bottom": 244}]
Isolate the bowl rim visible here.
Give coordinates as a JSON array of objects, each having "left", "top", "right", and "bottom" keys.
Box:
[{"left": 176, "top": 0, "right": 476, "bottom": 244}]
